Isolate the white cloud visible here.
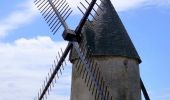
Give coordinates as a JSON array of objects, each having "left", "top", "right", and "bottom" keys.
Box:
[
  {"left": 0, "top": 0, "right": 170, "bottom": 38},
  {"left": 0, "top": 0, "right": 38, "bottom": 37},
  {"left": 0, "top": 36, "right": 71, "bottom": 100},
  {"left": 111, "top": 0, "right": 148, "bottom": 11},
  {"left": 67, "top": 0, "right": 147, "bottom": 12},
  {"left": 110, "top": 0, "right": 170, "bottom": 11},
  {"left": 67, "top": 0, "right": 170, "bottom": 13},
  {"left": 146, "top": 0, "right": 170, "bottom": 7}
]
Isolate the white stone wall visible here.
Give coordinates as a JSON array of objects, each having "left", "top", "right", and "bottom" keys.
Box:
[{"left": 70, "top": 56, "right": 141, "bottom": 100}]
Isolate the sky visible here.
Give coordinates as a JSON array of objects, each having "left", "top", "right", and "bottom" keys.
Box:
[{"left": 0, "top": 0, "right": 170, "bottom": 100}]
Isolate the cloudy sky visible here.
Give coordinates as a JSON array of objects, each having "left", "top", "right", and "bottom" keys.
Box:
[{"left": 0, "top": 0, "right": 170, "bottom": 100}]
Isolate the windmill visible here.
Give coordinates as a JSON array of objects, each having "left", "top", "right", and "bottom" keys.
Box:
[{"left": 34, "top": 0, "right": 150, "bottom": 100}]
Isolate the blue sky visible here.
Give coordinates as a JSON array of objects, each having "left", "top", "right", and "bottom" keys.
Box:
[{"left": 0, "top": 0, "right": 170, "bottom": 100}]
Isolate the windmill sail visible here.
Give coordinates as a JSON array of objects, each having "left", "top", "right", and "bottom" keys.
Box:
[
  {"left": 34, "top": 0, "right": 73, "bottom": 35},
  {"left": 35, "top": 46, "right": 70, "bottom": 100}
]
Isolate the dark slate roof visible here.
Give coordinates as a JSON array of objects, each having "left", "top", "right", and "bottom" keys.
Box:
[{"left": 70, "top": 0, "right": 141, "bottom": 63}]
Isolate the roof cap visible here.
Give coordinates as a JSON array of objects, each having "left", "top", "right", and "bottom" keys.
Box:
[{"left": 87, "top": 0, "right": 141, "bottom": 63}]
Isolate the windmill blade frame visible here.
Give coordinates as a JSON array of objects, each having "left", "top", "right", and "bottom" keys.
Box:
[
  {"left": 36, "top": 43, "right": 72, "bottom": 100},
  {"left": 34, "top": 0, "right": 73, "bottom": 35}
]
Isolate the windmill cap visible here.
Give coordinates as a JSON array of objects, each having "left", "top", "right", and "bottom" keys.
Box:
[{"left": 83, "top": 0, "right": 141, "bottom": 63}]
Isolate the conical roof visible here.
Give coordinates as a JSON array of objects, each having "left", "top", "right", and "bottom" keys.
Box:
[
  {"left": 70, "top": 0, "right": 141, "bottom": 63},
  {"left": 88, "top": 0, "right": 141, "bottom": 63}
]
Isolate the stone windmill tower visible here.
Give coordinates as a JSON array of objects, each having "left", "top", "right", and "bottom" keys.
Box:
[
  {"left": 34, "top": 0, "right": 150, "bottom": 100},
  {"left": 70, "top": 0, "right": 142, "bottom": 100}
]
